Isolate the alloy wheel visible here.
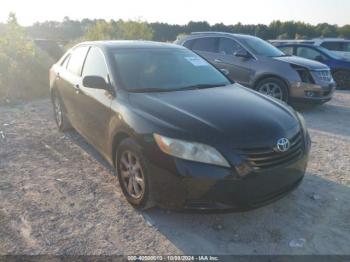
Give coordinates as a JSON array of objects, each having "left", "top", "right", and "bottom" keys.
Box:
[
  {"left": 119, "top": 150, "right": 145, "bottom": 199},
  {"left": 258, "top": 82, "right": 283, "bottom": 100},
  {"left": 54, "top": 96, "right": 63, "bottom": 127}
]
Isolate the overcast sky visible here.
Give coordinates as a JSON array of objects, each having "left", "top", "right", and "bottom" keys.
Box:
[{"left": 1, "top": 0, "right": 349, "bottom": 26}]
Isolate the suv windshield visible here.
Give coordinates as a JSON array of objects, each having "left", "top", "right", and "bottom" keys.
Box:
[
  {"left": 112, "top": 48, "right": 230, "bottom": 92},
  {"left": 238, "top": 35, "right": 286, "bottom": 57},
  {"left": 317, "top": 46, "right": 343, "bottom": 60}
]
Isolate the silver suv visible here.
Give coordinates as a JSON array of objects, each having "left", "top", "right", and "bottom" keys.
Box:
[{"left": 175, "top": 32, "right": 336, "bottom": 104}]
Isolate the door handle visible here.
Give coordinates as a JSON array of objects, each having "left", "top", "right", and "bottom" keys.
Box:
[
  {"left": 74, "top": 84, "right": 81, "bottom": 94},
  {"left": 214, "top": 59, "right": 222, "bottom": 63}
]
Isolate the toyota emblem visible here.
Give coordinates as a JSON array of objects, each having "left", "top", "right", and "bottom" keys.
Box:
[{"left": 276, "top": 138, "right": 290, "bottom": 152}]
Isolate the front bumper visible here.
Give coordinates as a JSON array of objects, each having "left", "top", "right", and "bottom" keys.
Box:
[
  {"left": 147, "top": 146, "right": 309, "bottom": 211},
  {"left": 289, "top": 81, "right": 336, "bottom": 104}
]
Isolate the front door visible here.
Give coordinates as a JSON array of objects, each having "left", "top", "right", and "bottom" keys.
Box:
[{"left": 76, "top": 46, "right": 114, "bottom": 154}]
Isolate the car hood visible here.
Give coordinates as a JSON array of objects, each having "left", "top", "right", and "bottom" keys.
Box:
[
  {"left": 129, "top": 84, "right": 300, "bottom": 149},
  {"left": 274, "top": 55, "right": 329, "bottom": 70}
]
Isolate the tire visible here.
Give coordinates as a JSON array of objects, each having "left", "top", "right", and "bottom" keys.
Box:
[
  {"left": 116, "top": 138, "right": 154, "bottom": 210},
  {"left": 333, "top": 70, "right": 350, "bottom": 90},
  {"left": 52, "top": 91, "right": 71, "bottom": 131},
  {"left": 255, "top": 77, "right": 289, "bottom": 102}
]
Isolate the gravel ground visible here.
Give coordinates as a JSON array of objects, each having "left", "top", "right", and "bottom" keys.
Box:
[{"left": 0, "top": 91, "right": 349, "bottom": 255}]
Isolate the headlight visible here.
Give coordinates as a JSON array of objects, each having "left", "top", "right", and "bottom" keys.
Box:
[
  {"left": 291, "top": 65, "right": 315, "bottom": 84},
  {"left": 154, "top": 134, "right": 230, "bottom": 167}
]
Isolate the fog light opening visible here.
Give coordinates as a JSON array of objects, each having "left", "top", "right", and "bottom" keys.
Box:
[
  {"left": 305, "top": 91, "right": 316, "bottom": 97},
  {"left": 235, "top": 163, "right": 252, "bottom": 177}
]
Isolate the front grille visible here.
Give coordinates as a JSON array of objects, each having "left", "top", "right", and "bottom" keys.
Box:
[
  {"left": 313, "top": 70, "right": 333, "bottom": 82},
  {"left": 238, "top": 131, "right": 304, "bottom": 170}
]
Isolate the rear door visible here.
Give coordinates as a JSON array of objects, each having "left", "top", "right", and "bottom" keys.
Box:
[
  {"left": 59, "top": 45, "right": 89, "bottom": 130},
  {"left": 78, "top": 46, "right": 114, "bottom": 153},
  {"left": 215, "top": 37, "right": 255, "bottom": 86}
]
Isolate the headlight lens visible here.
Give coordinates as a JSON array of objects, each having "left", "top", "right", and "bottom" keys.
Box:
[
  {"left": 154, "top": 134, "right": 230, "bottom": 167},
  {"left": 291, "top": 65, "right": 315, "bottom": 84}
]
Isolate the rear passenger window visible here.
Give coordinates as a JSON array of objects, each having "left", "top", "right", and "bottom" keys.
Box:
[
  {"left": 218, "top": 38, "right": 242, "bottom": 55},
  {"left": 67, "top": 46, "right": 89, "bottom": 76},
  {"left": 191, "top": 38, "right": 218, "bottom": 53},
  {"left": 61, "top": 54, "right": 71, "bottom": 68}
]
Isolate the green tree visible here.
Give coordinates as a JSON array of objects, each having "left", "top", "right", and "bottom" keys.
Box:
[
  {"left": 0, "top": 13, "right": 53, "bottom": 103},
  {"left": 84, "top": 20, "right": 120, "bottom": 40},
  {"left": 118, "top": 20, "right": 154, "bottom": 40}
]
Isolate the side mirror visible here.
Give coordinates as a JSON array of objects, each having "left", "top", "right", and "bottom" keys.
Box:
[
  {"left": 234, "top": 49, "right": 251, "bottom": 59},
  {"left": 82, "top": 75, "right": 107, "bottom": 89},
  {"left": 315, "top": 55, "right": 325, "bottom": 62}
]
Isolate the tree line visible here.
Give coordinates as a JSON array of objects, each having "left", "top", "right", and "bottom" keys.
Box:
[
  {"left": 18, "top": 17, "right": 350, "bottom": 42},
  {"left": 1, "top": 13, "right": 350, "bottom": 103}
]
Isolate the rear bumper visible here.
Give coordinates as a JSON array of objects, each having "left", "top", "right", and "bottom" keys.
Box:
[
  {"left": 147, "top": 148, "right": 309, "bottom": 211},
  {"left": 289, "top": 81, "right": 336, "bottom": 104}
]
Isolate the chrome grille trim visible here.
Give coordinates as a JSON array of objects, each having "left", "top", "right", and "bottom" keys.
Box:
[
  {"left": 312, "top": 70, "right": 333, "bottom": 82},
  {"left": 238, "top": 131, "right": 304, "bottom": 170}
]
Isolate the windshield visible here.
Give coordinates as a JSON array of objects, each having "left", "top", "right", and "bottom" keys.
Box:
[
  {"left": 112, "top": 48, "right": 230, "bottom": 92},
  {"left": 317, "top": 46, "right": 343, "bottom": 60},
  {"left": 238, "top": 36, "right": 286, "bottom": 57}
]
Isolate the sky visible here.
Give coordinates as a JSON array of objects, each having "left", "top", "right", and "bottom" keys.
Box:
[{"left": 0, "top": 0, "right": 349, "bottom": 26}]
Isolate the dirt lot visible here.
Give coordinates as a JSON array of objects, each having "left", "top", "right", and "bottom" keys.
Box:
[{"left": 0, "top": 91, "right": 349, "bottom": 255}]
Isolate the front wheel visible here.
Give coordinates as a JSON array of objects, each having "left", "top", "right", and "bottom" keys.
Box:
[
  {"left": 333, "top": 70, "right": 350, "bottom": 90},
  {"left": 255, "top": 78, "right": 289, "bottom": 102},
  {"left": 116, "top": 138, "right": 154, "bottom": 210}
]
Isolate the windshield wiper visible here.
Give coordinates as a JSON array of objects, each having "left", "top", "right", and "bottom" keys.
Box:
[
  {"left": 128, "top": 83, "right": 229, "bottom": 93},
  {"left": 177, "top": 83, "right": 229, "bottom": 91},
  {"left": 128, "top": 88, "right": 173, "bottom": 93}
]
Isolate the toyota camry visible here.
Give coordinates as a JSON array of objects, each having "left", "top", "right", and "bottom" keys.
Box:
[{"left": 49, "top": 41, "right": 311, "bottom": 211}]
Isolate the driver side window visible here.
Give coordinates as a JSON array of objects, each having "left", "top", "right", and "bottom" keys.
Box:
[
  {"left": 218, "top": 38, "right": 242, "bottom": 55},
  {"left": 82, "top": 47, "right": 109, "bottom": 80},
  {"left": 296, "top": 47, "right": 327, "bottom": 61}
]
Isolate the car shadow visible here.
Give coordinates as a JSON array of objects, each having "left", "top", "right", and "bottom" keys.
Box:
[
  {"left": 64, "top": 130, "right": 114, "bottom": 173},
  {"left": 143, "top": 174, "right": 350, "bottom": 255}
]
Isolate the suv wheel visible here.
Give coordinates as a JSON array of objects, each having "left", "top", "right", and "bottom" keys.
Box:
[
  {"left": 52, "top": 92, "right": 71, "bottom": 131},
  {"left": 256, "top": 78, "right": 289, "bottom": 102},
  {"left": 116, "top": 138, "right": 154, "bottom": 210},
  {"left": 333, "top": 70, "right": 350, "bottom": 90}
]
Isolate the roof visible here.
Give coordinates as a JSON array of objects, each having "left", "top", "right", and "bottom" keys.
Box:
[
  {"left": 277, "top": 43, "right": 323, "bottom": 49},
  {"left": 77, "top": 40, "right": 184, "bottom": 50},
  {"left": 190, "top": 31, "right": 251, "bottom": 38}
]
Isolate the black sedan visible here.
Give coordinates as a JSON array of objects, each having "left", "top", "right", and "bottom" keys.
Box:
[{"left": 49, "top": 41, "right": 311, "bottom": 211}]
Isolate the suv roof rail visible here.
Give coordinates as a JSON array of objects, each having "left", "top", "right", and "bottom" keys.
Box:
[
  {"left": 312, "top": 37, "right": 348, "bottom": 41},
  {"left": 190, "top": 31, "right": 234, "bottom": 35}
]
